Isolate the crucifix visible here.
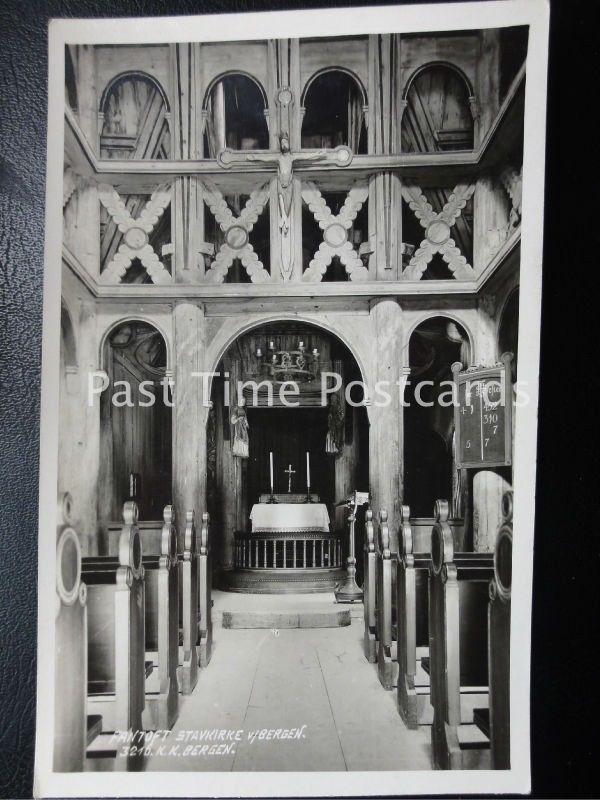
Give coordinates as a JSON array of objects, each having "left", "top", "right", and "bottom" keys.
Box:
[
  {"left": 217, "top": 131, "right": 354, "bottom": 281},
  {"left": 284, "top": 464, "right": 296, "bottom": 494}
]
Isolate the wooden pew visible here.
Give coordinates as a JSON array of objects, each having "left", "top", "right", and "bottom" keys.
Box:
[
  {"left": 178, "top": 509, "right": 199, "bottom": 694},
  {"left": 484, "top": 491, "right": 512, "bottom": 768},
  {"left": 81, "top": 504, "right": 146, "bottom": 740},
  {"left": 362, "top": 510, "right": 377, "bottom": 662},
  {"left": 396, "top": 504, "right": 433, "bottom": 728},
  {"left": 54, "top": 493, "right": 91, "bottom": 771},
  {"left": 429, "top": 500, "right": 494, "bottom": 770},
  {"left": 198, "top": 512, "right": 213, "bottom": 667},
  {"left": 376, "top": 510, "right": 398, "bottom": 689},
  {"left": 139, "top": 504, "right": 180, "bottom": 731}
]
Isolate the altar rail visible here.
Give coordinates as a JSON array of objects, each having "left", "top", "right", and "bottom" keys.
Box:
[{"left": 234, "top": 531, "right": 343, "bottom": 570}]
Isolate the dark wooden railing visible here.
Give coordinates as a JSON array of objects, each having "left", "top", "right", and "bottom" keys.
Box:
[{"left": 234, "top": 531, "right": 343, "bottom": 570}]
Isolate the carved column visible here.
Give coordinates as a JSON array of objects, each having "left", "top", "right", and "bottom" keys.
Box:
[
  {"left": 172, "top": 302, "right": 208, "bottom": 549},
  {"left": 369, "top": 299, "right": 403, "bottom": 552},
  {"left": 473, "top": 30, "right": 509, "bottom": 272},
  {"left": 170, "top": 43, "right": 205, "bottom": 281}
]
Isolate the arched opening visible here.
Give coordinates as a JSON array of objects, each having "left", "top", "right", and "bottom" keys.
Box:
[
  {"left": 203, "top": 73, "right": 269, "bottom": 157},
  {"left": 301, "top": 69, "right": 367, "bottom": 154},
  {"left": 207, "top": 320, "right": 369, "bottom": 592},
  {"left": 402, "top": 63, "right": 474, "bottom": 153},
  {"left": 100, "top": 72, "right": 170, "bottom": 159},
  {"left": 98, "top": 321, "right": 172, "bottom": 533},
  {"left": 404, "top": 316, "right": 471, "bottom": 521},
  {"left": 498, "top": 287, "right": 519, "bottom": 383}
]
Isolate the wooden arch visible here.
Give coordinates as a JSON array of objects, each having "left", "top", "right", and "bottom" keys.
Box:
[
  {"left": 300, "top": 66, "right": 367, "bottom": 108},
  {"left": 402, "top": 60, "right": 474, "bottom": 102},
  {"left": 99, "top": 70, "right": 170, "bottom": 113},
  {"left": 201, "top": 71, "right": 269, "bottom": 111}
]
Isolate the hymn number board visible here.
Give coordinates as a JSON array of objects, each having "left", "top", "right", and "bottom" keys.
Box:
[{"left": 452, "top": 353, "right": 513, "bottom": 469}]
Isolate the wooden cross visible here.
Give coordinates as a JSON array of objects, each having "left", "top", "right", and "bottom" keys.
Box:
[
  {"left": 217, "top": 134, "right": 353, "bottom": 281},
  {"left": 284, "top": 464, "right": 296, "bottom": 493}
]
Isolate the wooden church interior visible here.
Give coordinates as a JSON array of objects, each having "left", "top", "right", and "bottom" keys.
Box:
[{"left": 57, "top": 24, "right": 525, "bottom": 772}]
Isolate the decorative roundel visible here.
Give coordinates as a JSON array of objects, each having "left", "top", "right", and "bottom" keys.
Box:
[
  {"left": 324, "top": 223, "right": 348, "bottom": 248},
  {"left": 130, "top": 529, "right": 143, "bottom": 576},
  {"left": 58, "top": 491, "right": 73, "bottom": 527},
  {"left": 277, "top": 87, "right": 293, "bottom": 107},
  {"left": 225, "top": 225, "right": 249, "bottom": 250},
  {"left": 502, "top": 490, "right": 513, "bottom": 523},
  {"left": 56, "top": 527, "right": 81, "bottom": 606},
  {"left": 431, "top": 525, "right": 444, "bottom": 575},
  {"left": 123, "top": 226, "right": 149, "bottom": 250},
  {"left": 335, "top": 145, "right": 353, "bottom": 165},
  {"left": 425, "top": 220, "right": 451, "bottom": 246},
  {"left": 494, "top": 523, "right": 512, "bottom": 601}
]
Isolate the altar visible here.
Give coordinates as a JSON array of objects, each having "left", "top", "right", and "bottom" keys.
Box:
[{"left": 227, "top": 493, "right": 346, "bottom": 594}]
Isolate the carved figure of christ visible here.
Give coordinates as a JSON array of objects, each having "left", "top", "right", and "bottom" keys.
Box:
[{"left": 217, "top": 136, "right": 353, "bottom": 279}]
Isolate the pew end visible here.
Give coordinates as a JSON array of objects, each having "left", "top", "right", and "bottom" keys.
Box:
[
  {"left": 54, "top": 496, "right": 89, "bottom": 772},
  {"left": 428, "top": 499, "right": 494, "bottom": 770},
  {"left": 177, "top": 509, "right": 200, "bottom": 694}
]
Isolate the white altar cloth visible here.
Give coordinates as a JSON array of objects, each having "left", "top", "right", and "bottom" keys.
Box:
[{"left": 250, "top": 503, "right": 330, "bottom": 533}]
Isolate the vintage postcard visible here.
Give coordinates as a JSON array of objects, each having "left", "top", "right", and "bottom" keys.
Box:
[{"left": 34, "top": 1, "right": 549, "bottom": 796}]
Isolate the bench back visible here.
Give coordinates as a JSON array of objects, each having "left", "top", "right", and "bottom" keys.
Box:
[
  {"left": 429, "top": 500, "right": 494, "bottom": 724},
  {"left": 82, "top": 502, "right": 145, "bottom": 731}
]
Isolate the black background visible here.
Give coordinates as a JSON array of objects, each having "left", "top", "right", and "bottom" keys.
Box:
[{"left": 0, "top": 0, "right": 597, "bottom": 797}]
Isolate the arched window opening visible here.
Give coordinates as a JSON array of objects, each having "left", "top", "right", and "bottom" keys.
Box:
[
  {"left": 100, "top": 73, "right": 170, "bottom": 159},
  {"left": 203, "top": 74, "right": 269, "bottom": 157},
  {"left": 498, "top": 288, "right": 519, "bottom": 383},
  {"left": 301, "top": 70, "right": 367, "bottom": 154},
  {"left": 402, "top": 64, "right": 474, "bottom": 153},
  {"left": 405, "top": 316, "right": 470, "bottom": 519},
  {"left": 99, "top": 321, "right": 172, "bottom": 527}
]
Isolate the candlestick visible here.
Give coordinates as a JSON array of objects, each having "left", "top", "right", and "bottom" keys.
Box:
[{"left": 256, "top": 347, "right": 262, "bottom": 357}]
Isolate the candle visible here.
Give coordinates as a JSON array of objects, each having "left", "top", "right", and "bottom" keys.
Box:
[
  {"left": 299, "top": 340, "right": 304, "bottom": 348},
  {"left": 269, "top": 452, "right": 274, "bottom": 491},
  {"left": 269, "top": 340, "right": 275, "bottom": 349},
  {"left": 306, "top": 451, "right": 310, "bottom": 488},
  {"left": 256, "top": 347, "right": 262, "bottom": 357}
]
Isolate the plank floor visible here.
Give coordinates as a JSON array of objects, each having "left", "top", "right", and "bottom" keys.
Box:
[{"left": 143, "top": 610, "right": 432, "bottom": 772}]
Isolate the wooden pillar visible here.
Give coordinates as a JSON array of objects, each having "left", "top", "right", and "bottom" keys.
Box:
[
  {"left": 368, "top": 34, "right": 402, "bottom": 279},
  {"left": 473, "top": 30, "right": 509, "bottom": 272},
  {"left": 170, "top": 43, "right": 205, "bottom": 281},
  {"left": 172, "top": 302, "right": 208, "bottom": 548},
  {"left": 369, "top": 299, "right": 402, "bottom": 552}
]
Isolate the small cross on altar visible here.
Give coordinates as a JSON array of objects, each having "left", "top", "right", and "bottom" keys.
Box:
[{"left": 284, "top": 464, "right": 296, "bottom": 494}]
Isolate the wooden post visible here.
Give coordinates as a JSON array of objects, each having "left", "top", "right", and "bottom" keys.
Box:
[
  {"left": 179, "top": 510, "right": 199, "bottom": 695},
  {"left": 369, "top": 299, "right": 403, "bottom": 552},
  {"left": 362, "top": 509, "right": 377, "bottom": 663},
  {"left": 172, "top": 302, "right": 208, "bottom": 550},
  {"left": 198, "top": 512, "right": 213, "bottom": 667},
  {"left": 54, "top": 494, "right": 88, "bottom": 771}
]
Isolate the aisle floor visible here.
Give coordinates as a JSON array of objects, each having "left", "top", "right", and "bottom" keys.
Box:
[{"left": 145, "top": 613, "right": 432, "bottom": 772}]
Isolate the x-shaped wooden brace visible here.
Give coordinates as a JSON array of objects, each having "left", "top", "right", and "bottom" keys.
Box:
[
  {"left": 401, "top": 183, "right": 476, "bottom": 280},
  {"left": 97, "top": 183, "right": 172, "bottom": 284},
  {"left": 301, "top": 182, "right": 370, "bottom": 282},
  {"left": 201, "top": 180, "right": 271, "bottom": 284}
]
